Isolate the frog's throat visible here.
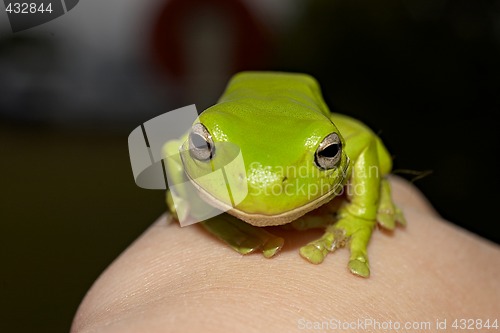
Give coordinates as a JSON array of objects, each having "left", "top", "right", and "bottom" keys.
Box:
[{"left": 185, "top": 162, "right": 350, "bottom": 227}]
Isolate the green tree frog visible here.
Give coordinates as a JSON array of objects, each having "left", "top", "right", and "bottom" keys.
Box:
[{"left": 163, "top": 72, "right": 405, "bottom": 277}]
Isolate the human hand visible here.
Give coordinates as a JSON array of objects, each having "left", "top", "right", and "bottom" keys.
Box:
[{"left": 71, "top": 177, "right": 500, "bottom": 333}]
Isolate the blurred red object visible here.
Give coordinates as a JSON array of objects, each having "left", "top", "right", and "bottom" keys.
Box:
[{"left": 151, "top": 0, "right": 270, "bottom": 80}]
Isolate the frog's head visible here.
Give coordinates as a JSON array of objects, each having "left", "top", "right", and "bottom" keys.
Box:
[{"left": 180, "top": 101, "right": 350, "bottom": 226}]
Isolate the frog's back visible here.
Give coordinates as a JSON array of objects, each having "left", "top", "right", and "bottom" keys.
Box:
[{"left": 217, "top": 72, "right": 331, "bottom": 120}]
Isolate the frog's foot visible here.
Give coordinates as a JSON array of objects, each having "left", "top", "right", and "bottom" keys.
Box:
[
  {"left": 300, "top": 213, "right": 375, "bottom": 278},
  {"left": 299, "top": 228, "right": 346, "bottom": 264},
  {"left": 376, "top": 178, "right": 406, "bottom": 230},
  {"left": 345, "top": 225, "right": 373, "bottom": 277},
  {"left": 201, "top": 214, "right": 284, "bottom": 258}
]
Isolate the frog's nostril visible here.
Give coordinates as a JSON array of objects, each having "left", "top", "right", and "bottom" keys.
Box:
[{"left": 282, "top": 176, "right": 288, "bottom": 183}]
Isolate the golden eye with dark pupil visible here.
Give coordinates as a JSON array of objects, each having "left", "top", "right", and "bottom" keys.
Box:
[
  {"left": 189, "top": 123, "right": 214, "bottom": 161},
  {"left": 315, "top": 133, "right": 342, "bottom": 170}
]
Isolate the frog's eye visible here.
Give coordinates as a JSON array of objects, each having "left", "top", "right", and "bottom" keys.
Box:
[
  {"left": 315, "top": 133, "right": 342, "bottom": 170},
  {"left": 189, "top": 123, "right": 215, "bottom": 161}
]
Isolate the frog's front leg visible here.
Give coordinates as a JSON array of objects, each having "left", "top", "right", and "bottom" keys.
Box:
[
  {"left": 300, "top": 138, "right": 381, "bottom": 277},
  {"left": 201, "top": 214, "right": 284, "bottom": 258},
  {"left": 300, "top": 211, "right": 377, "bottom": 277}
]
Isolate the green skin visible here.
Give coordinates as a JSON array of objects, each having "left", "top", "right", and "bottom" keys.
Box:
[{"left": 164, "top": 72, "right": 405, "bottom": 278}]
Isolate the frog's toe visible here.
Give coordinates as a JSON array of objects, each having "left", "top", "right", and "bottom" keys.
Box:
[
  {"left": 348, "top": 256, "right": 370, "bottom": 278},
  {"left": 377, "top": 211, "right": 396, "bottom": 230},
  {"left": 263, "top": 236, "right": 285, "bottom": 258},
  {"left": 300, "top": 242, "right": 328, "bottom": 264},
  {"left": 235, "top": 234, "right": 284, "bottom": 258},
  {"left": 395, "top": 207, "right": 407, "bottom": 226},
  {"left": 231, "top": 236, "right": 263, "bottom": 255},
  {"left": 300, "top": 225, "right": 347, "bottom": 264}
]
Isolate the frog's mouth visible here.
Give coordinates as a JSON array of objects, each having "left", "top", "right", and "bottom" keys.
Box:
[{"left": 186, "top": 162, "right": 350, "bottom": 227}]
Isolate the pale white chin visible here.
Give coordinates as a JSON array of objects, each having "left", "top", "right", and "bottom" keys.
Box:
[
  {"left": 225, "top": 190, "right": 338, "bottom": 226},
  {"left": 188, "top": 177, "right": 342, "bottom": 227}
]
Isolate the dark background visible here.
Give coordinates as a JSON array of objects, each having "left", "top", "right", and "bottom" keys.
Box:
[{"left": 1, "top": 1, "right": 499, "bottom": 332}]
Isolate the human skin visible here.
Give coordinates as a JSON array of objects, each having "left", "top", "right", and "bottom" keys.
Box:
[{"left": 71, "top": 177, "right": 500, "bottom": 333}]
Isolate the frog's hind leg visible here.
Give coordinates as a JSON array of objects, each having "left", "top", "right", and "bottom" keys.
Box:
[{"left": 201, "top": 214, "right": 284, "bottom": 258}]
